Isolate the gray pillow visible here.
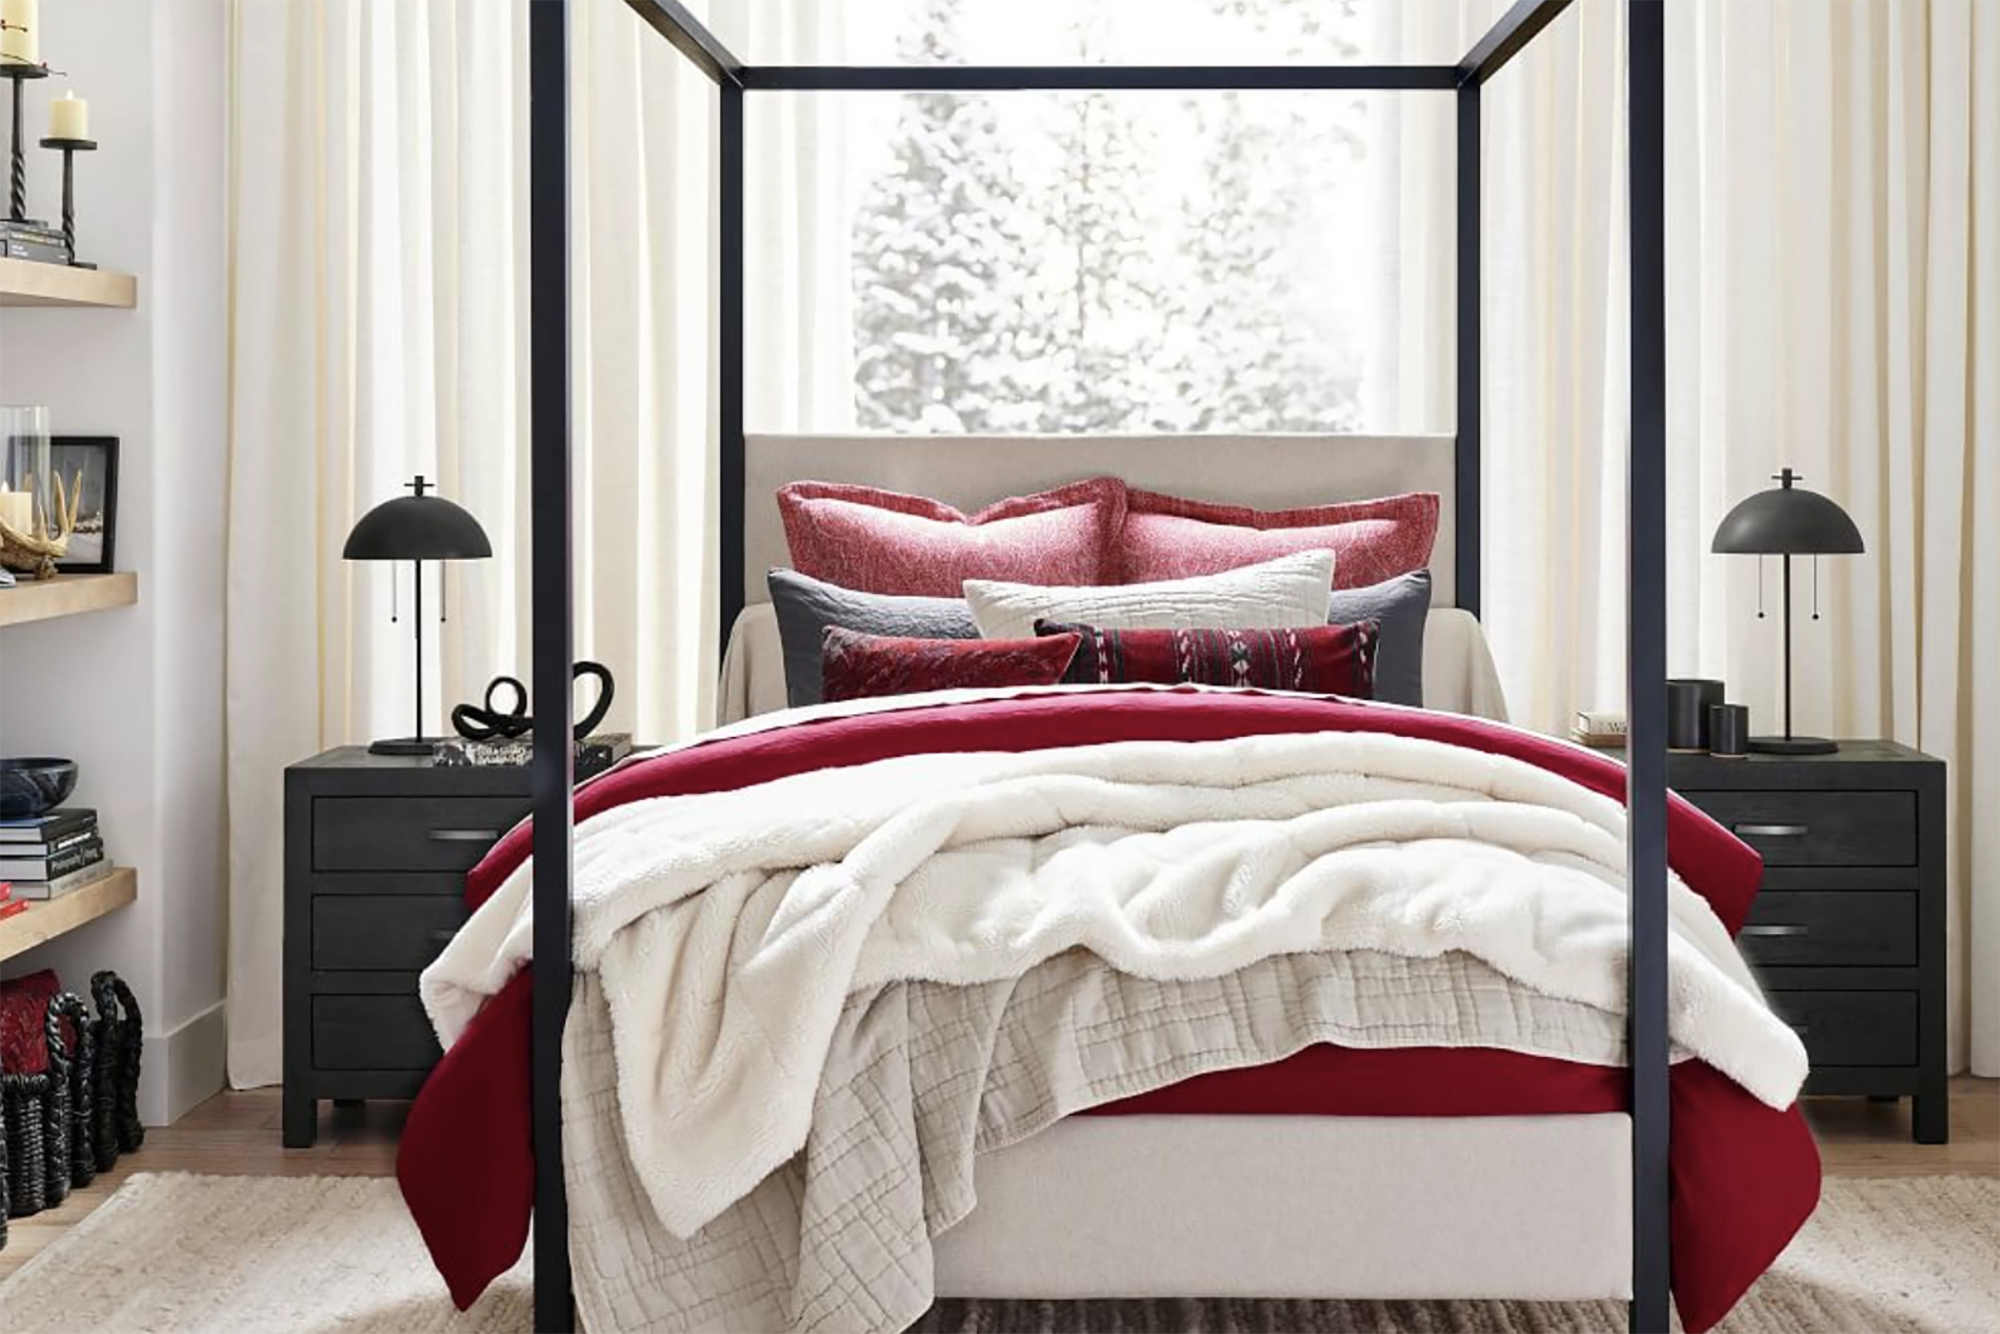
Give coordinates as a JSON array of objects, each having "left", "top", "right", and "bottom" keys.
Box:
[
  {"left": 769, "top": 568, "right": 979, "bottom": 707},
  {"left": 1330, "top": 570, "right": 1432, "bottom": 708}
]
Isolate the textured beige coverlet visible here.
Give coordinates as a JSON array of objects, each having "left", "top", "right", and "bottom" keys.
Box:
[{"left": 564, "top": 947, "right": 1645, "bottom": 1334}]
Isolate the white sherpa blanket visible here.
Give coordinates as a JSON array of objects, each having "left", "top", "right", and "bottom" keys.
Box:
[{"left": 423, "top": 727, "right": 1807, "bottom": 1242}]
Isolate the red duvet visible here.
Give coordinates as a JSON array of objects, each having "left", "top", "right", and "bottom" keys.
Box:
[{"left": 397, "top": 688, "right": 1820, "bottom": 1333}]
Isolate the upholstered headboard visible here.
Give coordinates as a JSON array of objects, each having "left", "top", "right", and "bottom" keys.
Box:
[{"left": 742, "top": 433, "right": 1463, "bottom": 609}]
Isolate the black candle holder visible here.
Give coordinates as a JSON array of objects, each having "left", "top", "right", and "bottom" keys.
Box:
[
  {"left": 38, "top": 135, "right": 94, "bottom": 267},
  {"left": 1, "top": 58, "right": 51, "bottom": 224}
]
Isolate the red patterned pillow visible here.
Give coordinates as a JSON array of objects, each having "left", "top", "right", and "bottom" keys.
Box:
[
  {"left": 0, "top": 968, "right": 62, "bottom": 1076},
  {"left": 1039, "top": 620, "right": 1380, "bottom": 698},
  {"left": 820, "top": 627, "right": 1083, "bottom": 703},
  {"left": 1115, "top": 490, "right": 1440, "bottom": 589},
  {"left": 777, "top": 478, "right": 1128, "bottom": 597}
]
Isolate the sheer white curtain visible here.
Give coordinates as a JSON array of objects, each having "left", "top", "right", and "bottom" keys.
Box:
[
  {"left": 1467, "top": 0, "right": 1997, "bottom": 1075},
  {"left": 223, "top": 0, "right": 847, "bottom": 1087}
]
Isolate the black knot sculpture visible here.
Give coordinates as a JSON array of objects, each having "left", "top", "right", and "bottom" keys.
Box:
[{"left": 452, "top": 662, "right": 614, "bottom": 743}]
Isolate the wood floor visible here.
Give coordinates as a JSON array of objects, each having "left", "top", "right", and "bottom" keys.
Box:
[{"left": 2, "top": 1080, "right": 1995, "bottom": 1282}]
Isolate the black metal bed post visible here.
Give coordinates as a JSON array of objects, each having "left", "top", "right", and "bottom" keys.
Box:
[
  {"left": 1625, "top": 0, "right": 1672, "bottom": 1329},
  {"left": 719, "top": 81, "right": 746, "bottom": 658},
  {"left": 528, "top": 0, "right": 577, "bottom": 1329},
  {"left": 1454, "top": 82, "right": 1481, "bottom": 620}
]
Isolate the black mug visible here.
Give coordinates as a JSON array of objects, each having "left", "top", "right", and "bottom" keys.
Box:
[
  {"left": 1709, "top": 703, "right": 1750, "bottom": 758},
  {"left": 1667, "top": 678, "right": 1725, "bottom": 751}
]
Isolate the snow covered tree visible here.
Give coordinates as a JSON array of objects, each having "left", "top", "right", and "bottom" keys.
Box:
[{"left": 850, "top": 1, "right": 1042, "bottom": 432}]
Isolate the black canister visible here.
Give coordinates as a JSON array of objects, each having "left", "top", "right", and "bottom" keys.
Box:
[
  {"left": 1709, "top": 703, "right": 1750, "bottom": 758},
  {"left": 1666, "top": 678, "right": 1725, "bottom": 751}
]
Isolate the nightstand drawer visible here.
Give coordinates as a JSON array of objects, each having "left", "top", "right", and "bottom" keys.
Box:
[
  {"left": 312, "top": 895, "right": 466, "bottom": 971},
  {"left": 313, "top": 796, "right": 525, "bottom": 872},
  {"left": 1769, "top": 990, "right": 1917, "bottom": 1067},
  {"left": 1687, "top": 791, "right": 1916, "bottom": 866},
  {"left": 312, "top": 994, "right": 441, "bottom": 1070},
  {"left": 1740, "top": 892, "right": 1915, "bottom": 967}
]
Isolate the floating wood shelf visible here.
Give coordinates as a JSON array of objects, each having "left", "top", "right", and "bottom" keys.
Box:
[
  {"left": 0, "top": 257, "right": 138, "bottom": 309},
  {"left": 0, "top": 572, "right": 139, "bottom": 628},
  {"left": 0, "top": 866, "right": 138, "bottom": 964}
]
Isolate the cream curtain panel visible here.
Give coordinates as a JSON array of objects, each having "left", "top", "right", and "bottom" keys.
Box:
[
  {"left": 223, "top": 0, "right": 850, "bottom": 1087},
  {"left": 1475, "top": 0, "right": 1998, "bottom": 1075}
]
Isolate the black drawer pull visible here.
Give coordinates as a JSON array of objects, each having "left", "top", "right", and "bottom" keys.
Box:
[
  {"left": 1742, "top": 924, "right": 1810, "bottom": 938},
  {"left": 426, "top": 828, "right": 501, "bottom": 843},
  {"left": 1734, "top": 823, "right": 1808, "bottom": 838}
]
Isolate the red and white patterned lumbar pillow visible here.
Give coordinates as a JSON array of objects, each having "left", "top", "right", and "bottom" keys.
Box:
[
  {"left": 777, "top": 478, "right": 1128, "bottom": 598},
  {"left": 1039, "top": 619, "right": 1380, "bottom": 699},
  {"left": 819, "top": 626, "right": 1084, "bottom": 703},
  {"left": 1115, "top": 489, "right": 1440, "bottom": 589}
]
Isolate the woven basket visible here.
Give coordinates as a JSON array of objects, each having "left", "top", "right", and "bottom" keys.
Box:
[
  {"left": 0, "top": 991, "right": 92, "bottom": 1220},
  {"left": 88, "top": 972, "right": 144, "bottom": 1170}
]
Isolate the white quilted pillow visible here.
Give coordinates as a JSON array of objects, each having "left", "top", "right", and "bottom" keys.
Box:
[{"left": 964, "top": 550, "right": 1336, "bottom": 640}]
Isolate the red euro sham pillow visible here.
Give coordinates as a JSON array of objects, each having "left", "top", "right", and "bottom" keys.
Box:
[
  {"left": 1039, "top": 620, "right": 1380, "bottom": 699},
  {"left": 1115, "top": 489, "right": 1441, "bottom": 589},
  {"left": 820, "top": 626, "right": 1083, "bottom": 703},
  {"left": 777, "top": 478, "right": 1128, "bottom": 597}
]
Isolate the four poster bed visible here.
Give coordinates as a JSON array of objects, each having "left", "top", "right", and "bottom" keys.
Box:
[{"left": 391, "top": 4, "right": 1822, "bottom": 1334}]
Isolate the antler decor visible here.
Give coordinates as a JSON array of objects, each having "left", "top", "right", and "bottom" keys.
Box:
[{"left": 0, "top": 469, "right": 79, "bottom": 579}]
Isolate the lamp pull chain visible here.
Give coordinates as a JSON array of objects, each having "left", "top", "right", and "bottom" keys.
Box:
[
  {"left": 1756, "top": 556, "right": 1766, "bottom": 619},
  {"left": 1811, "top": 555, "right": 1821, "bottom": 620},
  {"left": 390, "top": 564, "right": 399, "bottom": 623},
  {"left": 440, "top": 567, "right": 449, "bottom": 624}
]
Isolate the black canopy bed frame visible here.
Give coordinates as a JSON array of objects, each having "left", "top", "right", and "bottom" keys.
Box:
[{"left": 523, "top": 0, "right": 1671, "bottom": 1330}]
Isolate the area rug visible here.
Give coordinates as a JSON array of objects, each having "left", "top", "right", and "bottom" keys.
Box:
[{"left": 0, "top": 1172, "right": 1994, "bottom": 1332}]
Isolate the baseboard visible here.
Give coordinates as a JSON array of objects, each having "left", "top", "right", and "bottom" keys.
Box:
[{"left": 137, "top": 999, "right": 228, "bottom": 1126}]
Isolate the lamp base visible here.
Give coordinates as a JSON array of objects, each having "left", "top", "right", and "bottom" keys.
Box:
[
  {"left": 1748, "top": 735, "right": 1839, "bottom": 756},
  {"left": 368, "top": 736, "right": 441, "bottom": 757}
]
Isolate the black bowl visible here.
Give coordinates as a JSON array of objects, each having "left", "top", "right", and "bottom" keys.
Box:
[{"left": 0, "top": 757, "right": 79, "bottom": 820}]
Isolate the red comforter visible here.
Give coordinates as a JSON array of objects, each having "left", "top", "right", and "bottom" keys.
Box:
[{"left": 397, "top": 688, "right": 1820, "bottom": 1333}]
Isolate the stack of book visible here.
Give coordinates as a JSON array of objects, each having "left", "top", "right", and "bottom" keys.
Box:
[
  {"left": 0, "top": 808, "right": 113, "bottom": 902},
  {"left": 0, "top": 219, "right": 72, "bottom": 265}
]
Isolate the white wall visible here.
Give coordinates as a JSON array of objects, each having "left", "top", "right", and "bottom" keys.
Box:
[{"left": 0, "top": 0, "right": 227, "bottom": 1125}]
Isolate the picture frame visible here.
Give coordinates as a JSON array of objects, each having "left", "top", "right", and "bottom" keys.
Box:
[{"left": 48, "top": 435, "right": 119, "bottom": 574}]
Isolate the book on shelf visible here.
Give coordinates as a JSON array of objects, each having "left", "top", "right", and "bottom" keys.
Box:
[
  {"left": 6, "top": 857, "right": 114, "bottom": 902},
  {"left": 0, "top": 823, "right": 97, "bottom": 860},
  {"left": 0, "top": 808, "right": 98, "bottom": 844},
  {"left": 0, "top": 834, "right": 105, "bottom": 882}
]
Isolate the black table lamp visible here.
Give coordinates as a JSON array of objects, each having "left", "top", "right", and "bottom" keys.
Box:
[
  {"left": 343, "top": 475, "right": 492, "bottom": 756},
  {"left": 1711, "top": 467, "right": 1863, "bottom": 755}
]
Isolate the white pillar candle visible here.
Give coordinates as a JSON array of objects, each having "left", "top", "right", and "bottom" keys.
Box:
[
  {"left": 0, "top": 0, "right": 37, "bottom": 66},
  {"left": 0, "top": 485, "right": 32, "bottom": 534},
  {"left": 49, "top": 90, "right": 87, "bottom": 141}
]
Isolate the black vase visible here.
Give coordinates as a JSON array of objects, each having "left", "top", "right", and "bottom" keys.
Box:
[
  {"left": 1709, "top": 703, "right": 1750, "bottom": 758},
  {"left": 1666, "top": 679, "right": 1725, "bottom": 752}
]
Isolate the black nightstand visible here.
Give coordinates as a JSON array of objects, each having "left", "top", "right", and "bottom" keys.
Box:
[
  {"left": 282, "top": 747, "right": 534, "bottom": 1148},
  {"left": 1617, "top": 741, "right": 1948, "bottom": 1142}
]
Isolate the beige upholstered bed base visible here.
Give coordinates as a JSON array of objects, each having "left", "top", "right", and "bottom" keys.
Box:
[{"left": 935, "top": 1114, "right": 1635, "bottom": 1301}]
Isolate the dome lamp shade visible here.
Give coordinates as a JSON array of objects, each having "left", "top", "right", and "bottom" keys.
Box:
[
  {"left": 1710, "top": 468, "right": 1864, "bottom": 556},
  {"left": 343, "top": 475, "right": 493, "bottom": 561}
]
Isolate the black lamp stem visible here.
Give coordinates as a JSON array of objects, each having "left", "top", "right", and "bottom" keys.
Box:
[
  {"left": 1782, "top": 551, "right": 1793, "bottom": 740},
  {"left": 412, "top": 556, "right": 425, "bottom": 744}
]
